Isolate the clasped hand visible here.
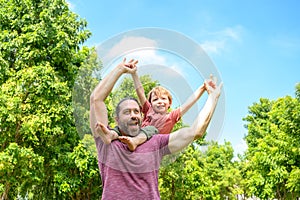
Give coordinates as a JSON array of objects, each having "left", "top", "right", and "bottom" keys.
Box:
[{"left": 118, "top": 58, "right": 138, "bottom": 74}]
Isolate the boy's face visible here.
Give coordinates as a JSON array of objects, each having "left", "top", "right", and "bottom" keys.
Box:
[
  {"left": 150, "top": 93, "right": 170, "bottom": 114},
  {"left": 116, "top": 100, "right": 142, "bottom": 137}
]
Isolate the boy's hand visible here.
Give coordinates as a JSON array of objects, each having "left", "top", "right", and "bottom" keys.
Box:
[
  {"left": 119, "top": 58, "right": 138, "bottom": 74},
  {"left": 116, "top": 58, "right": 138, "bottom": 74},
  {"left": 205, "top": 74, "right": 217, "bottom": 90}
]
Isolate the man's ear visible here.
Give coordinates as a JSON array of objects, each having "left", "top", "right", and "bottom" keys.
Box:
[{"left": 115, "top": 116, "right": 119, "bottom": 123}]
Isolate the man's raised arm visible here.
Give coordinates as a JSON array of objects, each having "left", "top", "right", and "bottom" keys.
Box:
[
  {"left": 168, "top": 76, "right": 222, "bottom": 153},
  {"left": 89, "top": 58, "right": 137, "bottom": 142}
]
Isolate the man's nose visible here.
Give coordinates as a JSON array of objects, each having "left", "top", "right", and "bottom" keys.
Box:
[
  {"left": 131, "top": 116, "right": 137, "bottom": 120},
  {"left": 130, "top": 111, "right": 139, "bottom": 118}
]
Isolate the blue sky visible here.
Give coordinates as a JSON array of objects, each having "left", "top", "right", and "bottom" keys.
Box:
[{"left": 69, "top": 0, "right": 300, "bottom": 156}]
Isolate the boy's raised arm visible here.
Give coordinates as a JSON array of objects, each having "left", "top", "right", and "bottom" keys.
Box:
[
  {"left": 131, "top": 68, "right": 147, "bottom": 107},
  {"left": 179, "top": 83, "right": 206, "bottom": 116},
  {"left": 180, "top": 76, "right": 216, "bottom": 116}
]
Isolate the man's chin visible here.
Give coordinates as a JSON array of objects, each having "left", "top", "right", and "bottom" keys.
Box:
[
  {"left": 128, "top": 128, "right": 140, "bottom": 137},
  {"left": 119, "top": 124, "right": 140, "bottom": 137}
]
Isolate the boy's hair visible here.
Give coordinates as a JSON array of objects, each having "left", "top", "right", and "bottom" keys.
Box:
[{"left": 147, "top": 86, "right": 173, "bottom": 105}]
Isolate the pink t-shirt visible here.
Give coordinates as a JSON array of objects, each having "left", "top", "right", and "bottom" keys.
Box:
[
  {"left": 142, "top": 101, "right": 181, "bottom": 134},
  {"left": 95, "top": 134, "right": 170, "bottom": 199}
]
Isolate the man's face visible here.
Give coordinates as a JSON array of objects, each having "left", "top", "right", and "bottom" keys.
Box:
[{"left": 116, "top": 100, "right": 142, "bottom": 137}]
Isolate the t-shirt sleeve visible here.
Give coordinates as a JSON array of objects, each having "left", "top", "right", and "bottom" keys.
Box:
[
  {"left": 170, "top": 108, "right": 181, "bottom": 123},
  {"left": 141, "top": 101, "right": 151, "bottom": 115},
  {"left": 157, "top": 134, "right": 171, "bottom": 156}
]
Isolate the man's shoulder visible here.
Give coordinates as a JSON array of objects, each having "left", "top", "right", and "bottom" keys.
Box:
[
  {"left": 140, "top": 134, "right": 169, "bottom": 146},
  {"left": 152, "top": 133, "right": 169, "bottom": 138},
  {"left": 148, "top": 134, "right": 170, "bottom": 145},
  {"left": 135, "top": 133, "right": 170, "bottom": 154}
]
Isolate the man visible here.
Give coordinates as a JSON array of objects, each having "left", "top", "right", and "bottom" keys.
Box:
[{"left": 90, "top": 58, "right": 222, "bottom": 199}]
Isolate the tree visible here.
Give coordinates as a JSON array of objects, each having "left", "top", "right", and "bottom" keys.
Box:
[
  {"left": 73, "top": 47, "right": 102, "bottom": 139},
  {"left": 53, "top": 47, "right": 103, "bottom": 199},
  {"left": 296, "top": 82, "right": 300, "bottom": 100},
  {"left": 53, "top": 141, "right": 102, "bottom": 199},
  {"left": 0, "top": 143, "right": 44, "bottom": 199},
  {"left": 243, "top": 92, "right": 300, "bottom": 199},
  {"left": 0, "top": 0, "right": 92, "bottom": 198},
  {"left": 159, "top": 141, "right": 242, "bottom": 199}
]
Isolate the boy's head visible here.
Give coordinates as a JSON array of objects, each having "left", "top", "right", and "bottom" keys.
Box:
[{"left": 147, "top": 86, "right": 172, "bottom": 112}]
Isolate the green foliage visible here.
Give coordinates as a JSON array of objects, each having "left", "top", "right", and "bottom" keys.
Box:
[
  {"left": 296, "top": 83, "right": 300, "bottom": 100},
  {"left": 73, "top": 47, "right": 102, "bottom": 138},
  {"left": 287, "top": 166, "right": 300, "bottom": 193},
  {"left": 159, "top": 141, "right": 242, "bottom": 199},
  {"left": 0, "top": 64, "right": 74, "bottom": 148},
  {"left": 82, "top": 134, "right": 98, "bottom": 157},
  {"left": 243, "top": 95, "right": 300, "bottom": 198},
  {"left": 53, "top": 142, "right": 102, "bottom": 199},
  {"left": 0, "top": 0, "right": 91, "bottom": 86},
  {"left": 0, "top": 63, "right": 81, "bottom": 199},
  {"left": 0, "top": 143, "right": 44, "bottom": 199},
  {"left": 0, "top": 0, "right": 98, "bottom": 199}
]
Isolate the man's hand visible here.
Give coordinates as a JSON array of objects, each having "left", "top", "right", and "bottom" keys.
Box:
[
  {"left": 205, "top": 75, "right": 223, "bottom": 98},
  {"left": 204, "top": 74, "right": 217, "bottom": 90},
  {"left": 118, "top": 58, "right": 138, "bottom": 74}
]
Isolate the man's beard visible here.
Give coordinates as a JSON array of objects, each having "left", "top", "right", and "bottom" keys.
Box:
[{"left": 118, "top": 119, "right": 141, "bottom": 137}]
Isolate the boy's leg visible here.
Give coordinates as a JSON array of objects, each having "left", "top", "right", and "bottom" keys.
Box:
[
  {"left": 119, "top": 133, "right": 147, "bottom": 151},
  {"left": 95, "top": 123, "right": 119, "bottom": 141},
  {"left": 140, "top": 126, "right": 159, "bottom": 139},
  {"left": 119, "top": 126, "right": 159, "bottom": 151},
  {"left": 110, "top": 130, "right": 120, "bottom": 140}
]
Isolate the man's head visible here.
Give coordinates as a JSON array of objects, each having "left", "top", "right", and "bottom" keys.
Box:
[{"left": 115, "top": 97, "right": 142, "bottom": 137}]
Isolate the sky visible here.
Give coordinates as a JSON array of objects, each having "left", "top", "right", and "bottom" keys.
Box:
[{"left": 68, "top": 0, "right": 300, "bottom": 156}]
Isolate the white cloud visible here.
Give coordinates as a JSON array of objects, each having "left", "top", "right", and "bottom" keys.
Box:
[
  {"left": 201, "top": 40, "right": 226, "bottom": 54},
  {"left": 200, "top": 26, "right": 243, "bottom": 55},
  {"left": 104, "top": 36, "right": 159, "bottom": 62},
  {"left": 100, "top": 35, "right": 193, "bottom": 79},
  {"left": 99, "top": 36, "right": 170, "bottom": 79},
  {"left": 118, "top": 48, "right": 188, "bottom": 82},
  {"left": 125, "top": 48, "right": 167, "bottom": 66},
  {"left": 221, "top": 27, "right": 243, "bottom": 42}
]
